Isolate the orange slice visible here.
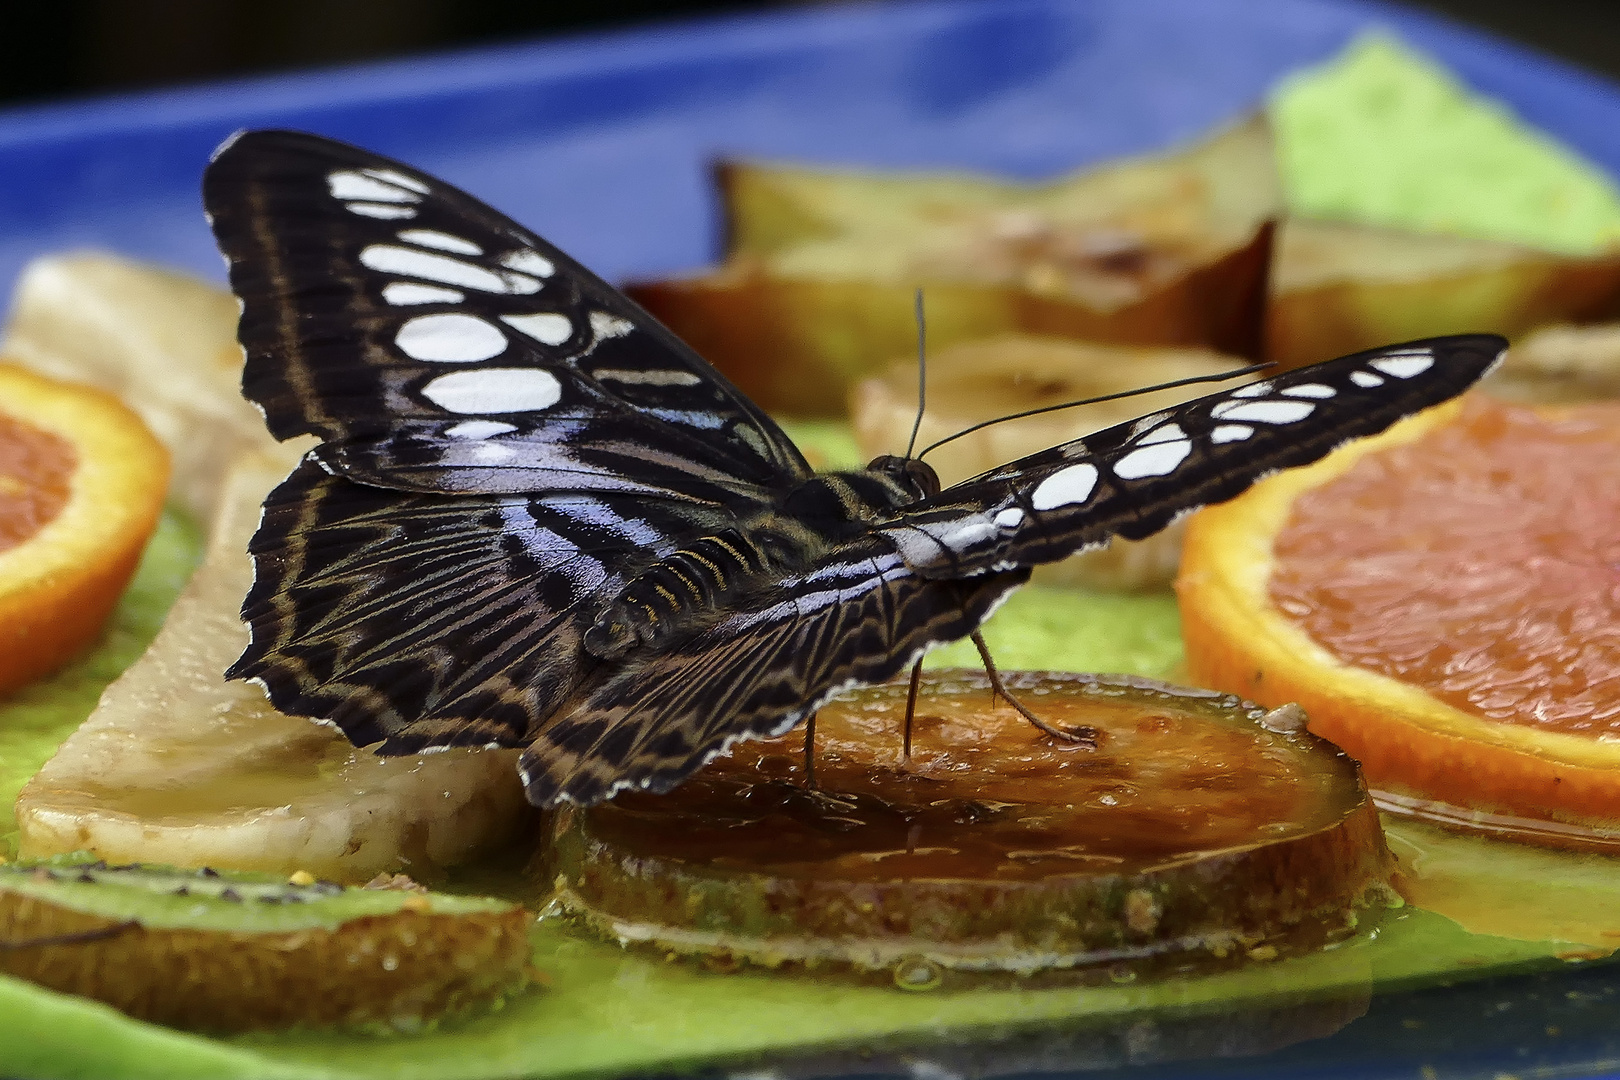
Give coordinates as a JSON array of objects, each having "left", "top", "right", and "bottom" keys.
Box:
[
  {"left": 1178, "top": 394, "right": 1620, "bottom": 841},
  {"left": 0, "top": 361, "right": 168, "bottom": 695}
]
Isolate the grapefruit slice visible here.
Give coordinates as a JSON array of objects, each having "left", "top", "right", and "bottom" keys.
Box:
[
  {"left": 0, "top": 361, "right": 168, "bottom": 696},
  {"left": 1178, "top": 395, "right": 1620, "bottom": 843}
]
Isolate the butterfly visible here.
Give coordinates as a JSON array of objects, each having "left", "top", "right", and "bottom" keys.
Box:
[{"left": 203, "top": 130, "right": 1504, "bottom": 808}]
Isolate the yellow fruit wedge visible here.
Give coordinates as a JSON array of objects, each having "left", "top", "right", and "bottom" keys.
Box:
[
  {"left": 14, "top": 452, "right": 530, "bottom": 882},
  {"left": 849, "top": 335, "right": 1249, "bottom": 589},
  {"left": 1266, "top": 219, "right": 1620, "bottom": 369},
  {"left": 629, "top": 117, "right": 1277, "bottom": 414},
  {"left": 3, "top": 252, "right": 276, "bottom": 520}
]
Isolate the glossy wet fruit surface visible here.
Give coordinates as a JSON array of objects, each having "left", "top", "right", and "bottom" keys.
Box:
[{"left": 550, "top": 671, "right": 1391, "bottom": 979}]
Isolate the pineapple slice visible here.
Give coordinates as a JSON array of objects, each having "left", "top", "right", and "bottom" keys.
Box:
[
  {"left": 3, "top": 252, "right": 273, "bottom": 521},
  {"left": 14, "top": 453, "right": 530, "bottom": 882}
]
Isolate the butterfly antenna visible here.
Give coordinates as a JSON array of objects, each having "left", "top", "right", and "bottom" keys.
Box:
[
  {"left": 903, "top": 289, "right": 927, "bottom": 460},
  {"left": 917, "top": 360, "right": 1274, "bottom": 461}
]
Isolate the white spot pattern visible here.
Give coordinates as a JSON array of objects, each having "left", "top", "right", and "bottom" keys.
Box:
[
  {"left": 1350, "top": 370, "right": 1386, "bottom": 388},
  {"left": 500, "top": 312, "right": 573, "bottom": 346},
  {"left": 1371, "top": 353, "right": 1434, "bottom": 379},
  {"left": 398, "top": 229, "right": 483, "bottom": 255},
  {"left": 423, "top": 368, "right": 562, "bottom": 414},
  {"left": 590, "top": 311, "right": 634, "bottom": 339},
  {"left": 445, "top": 420, "right": 517, "bottom": 440},
  {"left": 347, "top": 203, "right": 416, "bottom": 220},
  {"left": 1135, "top": 422, "right": 1187, "bottom": 446},
  {"left": 1210, "top": 399, "right": 1315, "bottom": 424},
  {"left": 328, "top": 171, "right": 417, "bottom": 203},
  {"left": 993, "top": 507, "right": 1025, "bottom": 528},
  {"left": 359, "top": 245, "right": 540, "bottom": 295},
  {"left": 1032, "top": 462, "right": 1099, "bottom": 510},
  {"left": 1211, "top": 423, "right": 1254, "bottom": 443},
  {"left": 592, "top": 368, "right": 701, "bottom": 387},
  {"left": 1113, "top": 439, "right": 1193, "bottom": 479},
  {"left": 395, "top": 313, "right": 507, "bottom": 363},
  {"left": 383, "top": 282, "right": 464, "bottom": 306},
  {"left": 361, "top": 167, "right": 428, "bottom": 194},
  {"left": 1231, "top": 380, "right": 1274, "bottom": 398},
  {"left": 501, "top": 250, "right": 555, "bottom": 277},
  {"left": 1282, "top": 383, "right": 1336, "bottom": 398}
]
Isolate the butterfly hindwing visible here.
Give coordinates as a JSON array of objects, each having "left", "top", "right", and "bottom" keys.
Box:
[{"left": 879, "top": 336, "right": 1505, "bottom": 579}]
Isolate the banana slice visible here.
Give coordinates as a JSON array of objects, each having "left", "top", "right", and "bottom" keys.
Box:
[
  {"left": 850, "top": 334, "right": 1250, "bottom": 590},
  {"left": 14, "top": 453, "right": 530, "bottom": 882},
  {"left": 3, "top": 252, "right": 274, "bottom": 521}
]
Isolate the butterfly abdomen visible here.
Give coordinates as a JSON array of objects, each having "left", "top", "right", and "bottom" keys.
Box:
[{"left": 583, "top": 531, "right": 773, "bottom": 660}]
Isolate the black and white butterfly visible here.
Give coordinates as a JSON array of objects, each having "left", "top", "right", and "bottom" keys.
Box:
[{"left": 203, "top": 130, "right": 1503, "bottom": 808}]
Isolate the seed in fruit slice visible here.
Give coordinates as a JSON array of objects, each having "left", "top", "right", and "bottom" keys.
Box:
[
  {"left": 0, "top": 361, "right": 168, "bottom": 697},
  {"left": 15, "top": 454, "right": 530, "bottom": 881},
  {"left": 849, "top": 334, "right": 1250, "bottom": 590},
  {"left": 0, "top": 855, "right": 532, "bottom": 1032},
  {"left": 1178, "top": 396, "right": 1620, "bottom": 843},
  {"left": 626, "top": 117, "right": 1276, "bottom": 414},
  {"left": 548, "top": 671, "right": 1391, "bottom": 983}
]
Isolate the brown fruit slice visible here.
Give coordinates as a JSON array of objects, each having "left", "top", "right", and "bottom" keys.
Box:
[
  {"left": 0, "top": 856, "right": 531, "bottom": 1032},
  {"left": 1266, "top": 219, "right": 1620, "bottom": 370},
  {"left": 849, "top": 334, "right": 1250, "bottom": 590},
  {"left": 628, "top": 117, "right": 1277, "bottom": 414},
  {"left": 548, "top": 671, "right": 1391, "bottom": 983}
]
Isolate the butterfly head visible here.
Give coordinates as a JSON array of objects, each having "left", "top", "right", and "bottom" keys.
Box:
[{"left": 866, "top": 455, "right": 941, "bottom": 501}]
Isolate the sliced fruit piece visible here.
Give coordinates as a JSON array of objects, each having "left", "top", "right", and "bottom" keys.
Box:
[
  {"left": 549, "top": 671, "right": 1391, "bottom": 983},
  {"left": 1178, "top": 396, "right": 1620, "bottom": 842},
  {"left": 849, "top": 334, "right": 1249, "bottom": 589},
  {"left": 1484, "top": 321, "right": 1620, "bottom": 403},
  {"left": 1266, "top": 219, "right": 1620, "bottom": 370},
  {"left": 3, "top": 252, "right": 280, "bottom": 520},
  {"left": 14, "top": 453, "right": 531, "bottom": 881},
  {"left": 628, "top": 117, "right": 1276, "bottom": 414},
  {"left": 0, "top": 855, "right": 531, "bottom": 1032},
  {"left": 0, "top": 362, "right": 168, "bottom": 696}
]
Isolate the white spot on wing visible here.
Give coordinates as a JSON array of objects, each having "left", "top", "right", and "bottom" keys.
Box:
[
  {"left": 423, "top": 368, "right": 562, "bottom": 414},
  {"left": 500, "top": 312, "right": 573, "bottom": 346},
  {"left": 1282, "top": 383, "right": 1336, "bottom": 398},
  {"left": 1230, "top": 380, "right": 1273, "bottom": 398},
  {"left": 362, "top": 167, "right": 429, "bottom": 194},
  {"left": 1211, "top": 423, "right": 1254, "bottom": 443},
  {"left": 592, "top": 367, "right": 701, "bottom": 386},
  {"left": 1113, "top": 439, "right": 1192, "bottom": 479},
  {"left": 383, "top": 282, "right": 464, "bottom": 305},
  {"left": 1210, "top": 399, "right": 1315, "bottom": 424},
  {"left": 396, "top": 313, "right": 507, "bottom": 363},
  {"left": 329, "top": 170, "right": 419, "bottom": 203},
  {"left": 1135, "top": 422, "right": 1186, "bottom": 446},
  {"left": 360, "top": 244, "right": 540, "bottom": 295},
  {"left": 445, "top": 419, "right": 517, "bottom": 439},
  {"left": 501, "top": 250, "right": 555, "bottom": 277},
  {"left": 1032, "top": 462, "right": 1099, "bottom": 510},
  {"left": 1128, "top": 412, "right": 1169, "bottom": 438},
  {"left": 347, "top": 202, "right": 417, "bottom": 220},
  {"left": 1350, "top": 370, "right": 1385, "bottom": 388},
  {"left": 398, "top": 229, "right": 483, "bottom": 255},
  {"left": 1371, "top": 353, "right": 1433, "bottom": 379},
  {"left": 993, "top": 507, "right": 1025, "bottom": 528},
  {"left": 590, "top": 311, "right": 634, "bottom": 338}
]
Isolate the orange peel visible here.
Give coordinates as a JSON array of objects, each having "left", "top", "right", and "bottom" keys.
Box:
[
  {"left": 0, "top": 361, "right": 168, "bottom": 695},
  {"left": 1177, "top": 396, "right": 1620, "bottom": 836}
]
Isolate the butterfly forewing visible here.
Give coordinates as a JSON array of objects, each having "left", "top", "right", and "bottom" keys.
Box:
[
  {"left": 207, "top": 129, "right": 1503, "bottom": 809},
  {"left": 879, "top": 337, "right": 1505, "bottom": 579},
  {"left": 204, "top": 130, "right": 811, "bottom": 498}
]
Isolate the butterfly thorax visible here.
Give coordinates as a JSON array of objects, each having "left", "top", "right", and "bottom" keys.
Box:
[{"left": 582, "top": 463, "right": 936, "bottom": 662}]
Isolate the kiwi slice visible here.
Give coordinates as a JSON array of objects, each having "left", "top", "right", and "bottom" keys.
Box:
[
  {"left": 0, "top": 856, "right": 532, "bottom": 1032},
  {"left": 549, "top": 671, "right": 1392, "bottom": 986}
]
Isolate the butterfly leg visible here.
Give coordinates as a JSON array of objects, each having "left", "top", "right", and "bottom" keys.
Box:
[
  {"left": 970, "top": 632, "right": 1097, "bottom": 746},
  {"left": 803, "top": 710, "right": 818, "bottom": 790},
  {"left": 902, "top": 659, "right": 923, "bottom": 761}
]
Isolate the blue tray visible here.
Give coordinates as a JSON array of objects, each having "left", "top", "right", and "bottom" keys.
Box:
[{"left": 3, "top": 1, "right": 1620, "bottom": 1077}]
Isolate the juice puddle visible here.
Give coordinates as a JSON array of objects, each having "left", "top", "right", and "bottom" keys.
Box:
[{"left": 1385, "top": 814, "right": 1620, "bottom": 953}]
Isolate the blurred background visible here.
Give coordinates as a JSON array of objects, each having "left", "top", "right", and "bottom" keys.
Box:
[{"left": 1, "top": 0, "right": 1618, "bottom": 107}]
